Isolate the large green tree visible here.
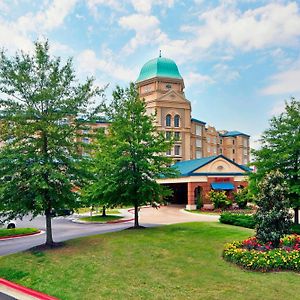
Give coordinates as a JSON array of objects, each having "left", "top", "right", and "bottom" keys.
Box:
[
  {"left": 0, "top": 41, "right": 102, "bottom": 246},
  {"left": 254, "top": 170, "right": 292, "bottom": 247},
  {"left": 251, "top": 98, "right": 300, "bottom": 223},
  {"left": 86, "top": 83, "right": 177, "bottom": 228}
]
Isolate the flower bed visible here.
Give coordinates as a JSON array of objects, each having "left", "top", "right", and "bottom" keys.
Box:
[{"left": 223, "top": 235, "right": 300, "bottom": 272}]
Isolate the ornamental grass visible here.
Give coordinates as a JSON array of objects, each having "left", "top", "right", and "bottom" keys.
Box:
[{"left": 223, "top": 235, "right": 300, "bottom": 272}]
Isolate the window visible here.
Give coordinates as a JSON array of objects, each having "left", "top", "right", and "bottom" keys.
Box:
[
  {"left": 213, "top": 137, "right": 216, "bottom": 144},
  {"left": 174, "top": 132, "right": 181, "bottom": 140},
  {"left": 82, "top": 137, "right": 90, "bottom": 144},
  {"left": 195, "top": 125, "right": 202, "bottom": 136},
  {"left": 233, "top": 149, "right": 235, "bottom": 154},
  {"left": 174, "top": 115, "right": 180, "bottom": 127},
  {"left": 244, "top": 149, "right": 248, "bottom": 156},
  {"left": 244, "top": 158, "right": 248, "bottom": 164},
  {"left": 166, "top": 114, "right": 171, "bottom": 127},
  {"left": 243, "top": 139, "right": 248, "bottom": 147},
  {"left": 83, "top": 130, "right": 89, "bottom": 135},
  {"left": 196, "top": 150, "right": 202, "bottom": 158},
  {"left": 220, "top": 149, "right": 223, "bottom": 154},
  {"left": 166, "top": 131, "right": 172, "bottom": 140},
  {"left": 174, "top": 145, "right": 180, "bottom": 156},
  {"left": 207, "top": 146, "right": 211, "bottom": 153},
  {"left": 207, "top": 137, "right": 210, "bottom": 143},
  {"left": 166, "top": 149, "right": 171, "bottom": 156},
  {"left": 233, "top": 139, "right": 235, "bottom": 145},
  {"left": 213, "top": 148, "right": 217, "bottom": 154},
  {"left": 220, "top": 139, "right": 223, "bottom": 144},
  {"left": 196, "top": 139, "right": 201, "bottom": 147}
]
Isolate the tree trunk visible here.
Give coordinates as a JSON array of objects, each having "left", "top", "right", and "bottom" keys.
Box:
[
  {"left": 45, "top": 208, "right": 54, "bottom": 246},
  {"left": 102, "top": 205, "right": 106, "bottom": 217},
  {"left": 134, "top": 203, "right": 139, "bottom": 228},
  {"left": 294, "top": 207, "right": 299, "bottom": 224}
]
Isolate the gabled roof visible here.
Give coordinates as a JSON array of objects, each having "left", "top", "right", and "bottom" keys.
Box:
[
  {"left": 172, "top": 156, "right": 218, "bottom": 176},
  {"left": 220, "top": 131, "right": 250, "bottom": 137},
  {"left": 172, "top": 155, "right": 251, "bottom": 176},
  {"left": 191, "top": 118, "right": 206, "bottom": 125}
]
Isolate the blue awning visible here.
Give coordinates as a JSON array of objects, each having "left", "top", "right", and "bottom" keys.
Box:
[{"left": 211, "top": 182, "right": 234, "bottom": 190}]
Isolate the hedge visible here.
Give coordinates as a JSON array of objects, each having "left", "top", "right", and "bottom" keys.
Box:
[{"left": 219, "top": 212, "right": 256, "bottom": 229}]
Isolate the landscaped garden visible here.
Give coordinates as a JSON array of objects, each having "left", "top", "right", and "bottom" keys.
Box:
[{"left": 1, "top": 222, "right": 300, "bottom": 300}]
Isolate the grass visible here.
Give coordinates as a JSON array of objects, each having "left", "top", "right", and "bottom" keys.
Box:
[
  {"left": 79, "top": 215, "right": 124, "bottom": 222},
  {"left": 0, "top": 228, "right": 39, "bottom": 238},
  {"left": 1, "top": 223, "right": 300, "bottom": 300}
]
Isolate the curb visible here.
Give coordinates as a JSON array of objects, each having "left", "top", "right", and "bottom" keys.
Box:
[
  {"left": 0, "top": 230, "right": 44, "bottom": 241},
  {"left": 0, "top": 278, "right": 58, "bottom": 300}
]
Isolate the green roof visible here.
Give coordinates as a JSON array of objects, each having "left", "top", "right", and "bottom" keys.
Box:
[
  {"left": 220, "top": 131, "right": 250, "bottom": 137},
  {"left": 136, "top": 57, "right": 182, "bottom": 82},
  {"left": 171, "top": 155, "right": 251, "bottom": 176}
]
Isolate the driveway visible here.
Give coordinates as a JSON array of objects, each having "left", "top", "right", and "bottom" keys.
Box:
[
  {"left": 139, "top": 205, "right": 219, "bottom": 224},
  {"left": 0, "top": 206, "right": 219, "bottom": 256}
]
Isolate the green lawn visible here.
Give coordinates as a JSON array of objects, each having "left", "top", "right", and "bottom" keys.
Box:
[
  {"left": 0, "top": 228, "right": 39, "bottom": 238},
  {"left": 1, "top": 223, "right": 300, "bottom": 300},
  {"left": 79, "top": 215, "right": 124, "bottom": 222}
]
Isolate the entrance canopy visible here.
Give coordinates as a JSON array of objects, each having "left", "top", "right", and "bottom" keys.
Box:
[{"left": 211, "top": 182, "right": 234, "bottom": 190}]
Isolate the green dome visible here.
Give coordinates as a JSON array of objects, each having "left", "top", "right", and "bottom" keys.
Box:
[{"left": 136, "top": 57, "right": 182, "bottom": 82}]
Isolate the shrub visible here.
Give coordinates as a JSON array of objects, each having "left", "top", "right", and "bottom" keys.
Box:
[
  {"left": 254, "top": 170, "right": 292, "bottom": 247},
  {"left": 219, "top": 212, "right": 255, "bottom": 229},
  {"left": 223, "top": 235, "right": 300, "bottom": 272},
  {"left": 233, "top": 187, "right": 252, "bottom": 209},
  {"left": 208, "top": 190, "right": 232, "bottom": 209}
]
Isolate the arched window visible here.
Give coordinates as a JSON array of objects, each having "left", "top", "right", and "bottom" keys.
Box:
[
  {"left": 174, "top": 114, "right": 180, "bottom": 127},
  {"left": 166, "top": 114, "right": 171, "bottom": 127}
]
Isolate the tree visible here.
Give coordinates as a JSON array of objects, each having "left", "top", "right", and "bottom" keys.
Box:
[
  {"left": 0, "top": 41, "right": 102, "bottom": 246},
  {"left": 251, "top": 98, "right": 300, "bottom": 223},
  {"left": 254, "top": 170, "right": 292, "bottom": 247},
  {"left": 87, "top": 83, "right": 177, "bottom": 228}
]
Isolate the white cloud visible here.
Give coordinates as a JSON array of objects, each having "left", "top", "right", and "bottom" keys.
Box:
[
  {"left": 160, "top": 2, "right": 300, "bottom": 62},
  {"left": 185, "top": 71, "right": 214, "bottom": 88},
  {"left": 131, "top": 0, "right": 175, "bottom": 14},
  {"left": 250, "top": 133, "right": 262, "bottom": 151},
  {"left": 119, "top": 14, "right": 167, "bottom": 54},
  {"left": 77, "top": 49, "right": 138, "bottom": 82},
  {"left": 213, "top": 63, "right": 240, "bottom": 82},
  {"left": 0, "top": 0, "right": 77, "bottom": 53},
  {"left": 86, "top": 0, "right": 124, "bottom": 18},
  {"left": 262, "top": 67, "right": 300, "bottom": 95},
  {"left": 269, "top": 100, "right": 286, "bottom": 116}
]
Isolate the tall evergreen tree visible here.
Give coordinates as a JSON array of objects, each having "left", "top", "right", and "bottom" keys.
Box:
[
  {"left": 0, "top": 41, "right": 103, "bottom": 246},
  {"left": 87, "top": 83, "right": 177, "bottom": 228},
  {"left": 251, "top": 98, "right": 300, "bottom": 223}
]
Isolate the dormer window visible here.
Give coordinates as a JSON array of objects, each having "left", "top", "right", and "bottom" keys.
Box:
[
  {"left": 166, "top": 114, "right": 171, "bottom": 127},
  {"left": 166, "top": 84, "right": 172, "bottom": 89},
  {"left": 174, "top": 115, "right": 180, "bottom": 127}
]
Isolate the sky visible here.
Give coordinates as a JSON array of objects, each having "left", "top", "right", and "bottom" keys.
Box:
[{"left": 0, "top": 0, "right": 300, "bottom": 149}]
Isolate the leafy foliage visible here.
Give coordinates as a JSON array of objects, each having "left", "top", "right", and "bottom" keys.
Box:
[
  {"left": 0, "top": 41, "right": 103, "bottom": 245},
  {"left": 84, "top": 83, "right": 177, "bottom": 227},
  {"left": 254, "top": 170, "right": 292, "bottom": 247},
  {"left": 220, "top": 212, "right": 256, "bottom": 229},
  {"left": 208, "top": 190, "right": 232, "bottom": 209},
  {"left": 233, "top": 186, "right": 253, "bottom": 209},
  {"left": 251, "top": 98, "right": 300, "bottom": 221}
]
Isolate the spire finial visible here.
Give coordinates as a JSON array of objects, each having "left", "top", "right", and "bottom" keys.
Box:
[{"left": 159, "top": 49, "right": 162, "bottom": 57}]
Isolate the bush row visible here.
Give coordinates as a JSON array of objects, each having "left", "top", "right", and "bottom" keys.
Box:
[
  {"left": 220, "top": 213, "right": 300, "bottom": 235},
  {"left": 219, "top": 212, "right": 256, "bottom": 229},
  {"left": 223, "top": 239, "right": 300, "bottom": 272}
]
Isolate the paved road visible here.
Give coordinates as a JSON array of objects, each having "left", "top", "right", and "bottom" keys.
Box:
[{"left": 0, "top": 206, "right": 219, "bottom": 256}]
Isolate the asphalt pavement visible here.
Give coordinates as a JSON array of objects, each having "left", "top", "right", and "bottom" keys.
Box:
[{"left": 0, "top": 206, "right": 219, "bottom": 256}]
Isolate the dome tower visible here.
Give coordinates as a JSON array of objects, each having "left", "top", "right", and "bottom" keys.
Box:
[{"left": 136, "top": 55, "right": 191, "bottom": 162}]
